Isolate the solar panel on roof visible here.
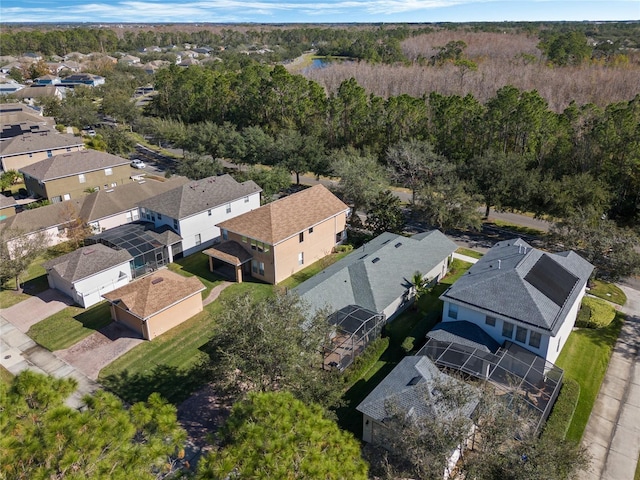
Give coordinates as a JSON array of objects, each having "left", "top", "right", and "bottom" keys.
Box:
[{"left": 524, "top": 255, "right": 579, "bottom": 307}]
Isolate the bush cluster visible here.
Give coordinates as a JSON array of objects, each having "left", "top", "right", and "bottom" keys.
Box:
[
  {"left": 576, "top": 297, "right": 616, "bottom": 328},
  {"left": 542, "top": 378, "right": 580, "bottom": 441},
  {"left": 343, "top": 336, "right": 389, "bottom": 388}
]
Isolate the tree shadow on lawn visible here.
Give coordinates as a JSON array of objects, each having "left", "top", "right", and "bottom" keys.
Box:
[{"left": 101, "top": 362, "right": 211, "bottom": 405}]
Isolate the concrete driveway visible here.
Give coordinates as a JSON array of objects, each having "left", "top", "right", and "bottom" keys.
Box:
[
  {"left": 0, "top": 289, "right": 74, "bottom": 333},
  {"left": 55, "top": 322, "right": 144, "bottom": 380}
]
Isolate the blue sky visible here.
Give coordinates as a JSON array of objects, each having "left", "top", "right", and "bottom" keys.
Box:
[{"left": 1, "top": 0, "right": 638, "bottom": 24}]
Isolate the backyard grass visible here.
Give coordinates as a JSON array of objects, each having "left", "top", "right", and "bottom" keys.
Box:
[
  {"left": 588, "top": 279, "right": 627, "bottom": 306},
  {"left": 27, "top": 302, "right": 113, "bottom": 351},
  {"left": 335, "top": 259, "right": 473, "bottom": 436},
  {"left": 555, "top": 311, "right": 625, "bottom": 443},
  {"left": 0, "top": 365, "right": 13, "bottom": 386},
  {"left": 278, "top": 250, "right": 351, "bottom": 290},
  {"left": 455, "top": 247, "right": 484, "bottom": 259},
  {"left": 99, "top": 281, "right": 274, "bottom": 404},
  {"left": 484, "top": 219, "right": 546, "bottom": 237},
  {"left": 167, "top": 253, "right": 224, "bottom": 299}
]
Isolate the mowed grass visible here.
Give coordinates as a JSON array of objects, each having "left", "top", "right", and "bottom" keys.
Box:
[
  {"left": 278, "top": 250, "right": 351, "bottom": 290},
  {"left": 588, "top": 279, "right": 627, "bottom": 306},
  {"left": 99, "top": 281, "right": 274, "bottom": 404},
  {"left": 336, "top": 259, "right": 473, "bottom": 436},
  {"left": 167, "top": 253, "right": 224, "bottom": 299},
  {"left": 455, "top": 247, "right": 484, "bottom": 259},
  {"left": 555, "top": 311, "right": 625, "bottom": 443},
  {"left": 28, "top": 302, "right": 113, "bottom": 351}
]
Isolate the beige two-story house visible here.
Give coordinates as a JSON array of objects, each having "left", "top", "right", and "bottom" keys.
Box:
[
  {"left": 20, "top": 150, "right": 133, "bottom": 202},
  {"left": 206, "top": 185, "right": 349, "bottom": 284},
  {"left": 0, "top": 129, "right": 84, "bottom": 172}
]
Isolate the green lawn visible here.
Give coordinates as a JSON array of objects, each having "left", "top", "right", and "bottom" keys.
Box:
[
  {"left": 167, "top": 253, "right": 224, "bottom": 299},
  {"left": 485, "top": 219, "right": 546, "bottom": 237},
  {"left": 0, "top": 365, "right": 13, "bottom": 386},
  {"left": 336, "top": 259, "right": 473, "bottom": 436},
  {"left": 278, "top": 251, "right": 351, "bottom": 290},
  {"left": 99, "top": 281, "right": 274, "bottom": 405},
  {"left": 455, "top": 247, "right": 484, "bottom": 259},
  {"left": 588, "top": 279, "right": 627, "bottom": 306},
  {"left": 28, "top": 302, "right": 113, "bottom": 351},
  {"left": 555, "top": 312, "right": 625, "bottom": 443}
]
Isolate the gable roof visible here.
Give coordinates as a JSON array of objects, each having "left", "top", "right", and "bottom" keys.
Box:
[
  {"left": 217, "top": 184, "right": 349, "bottom": 245},
  {"left": 138, "top": 174, "right": 261, "bottom": 220},
  {"left": 357, "top": 355, "right": 478, "bottom": 423},
  {"left": 294, "top": 230, "right": 457, "bottom": 317},
  {"left": 19, "top": 150, "right": 129, "bottom": 181},
  {"left": 102, "top": 269, "right": 205, "bottom": 320},
  {"left": 0, "top": 195, "right": 18, "bottom": 210},
  {"left": 0, "top": 131, "right": 82, "bottom": 157},
  {"left": 440, "top": 238, "right": 594, "bottom": 335},
  {"left": 43, "top": 244, "right": 132, "bottom": 283}
]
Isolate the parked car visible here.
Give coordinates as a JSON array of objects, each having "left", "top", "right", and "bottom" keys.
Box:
[{"left": 131, "top": 159, "right": 146, "bottom": 169}]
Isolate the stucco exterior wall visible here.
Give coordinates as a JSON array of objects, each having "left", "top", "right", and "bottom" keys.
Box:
[
  {"left": 89, "top": 208, "right": 140, "bottom": 233},
  {"left": 111, "top": 304, "right": 145, "bottom": 337},
  {"left": 545, "top": 284, "right": 586, "bottom": 364},
  {"left": 0, "top": 205, "right": 16, "bottom": 220},
  {"left": 1, "top": 144, "right": 84, "bottom": 172}
]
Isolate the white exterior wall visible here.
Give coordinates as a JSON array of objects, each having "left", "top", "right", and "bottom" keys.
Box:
[
  {"left": 48, "top": 262, "right": 132, "bottom": 308},
  {"left": 179, "top": 193, "right": 260, "bottom": 257},
  {"left": 441, "top": 301, "right": 552, "bottom": 360},
  {"left": 545, "top": 284, "right": 586, "bottom": 364},
  {"left": 90, "top": 208, "right": 140, "bottom": 232}
]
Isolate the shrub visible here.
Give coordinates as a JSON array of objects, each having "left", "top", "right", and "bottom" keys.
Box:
[
  {"left": 336, "top": 244, "right": 354, "bottom": 253},
  {"left": 343, "top": 336, "right": 389, "bottom": 388},
  {"left": 401, "top": 336, "right": 415, "bottom": 354},
  {"left": 576, "top": 297, "right": 616, "bottom": 328},
  {"left": 542, "top": 378, "right": 580, "bottom": 441}
]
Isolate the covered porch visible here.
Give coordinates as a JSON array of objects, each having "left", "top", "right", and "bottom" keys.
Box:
[{"left": 203, "top": 241, "right": 253, "bottom": 283}]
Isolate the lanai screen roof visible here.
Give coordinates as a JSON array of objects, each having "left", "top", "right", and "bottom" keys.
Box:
[{"left": 88, "top": 222, "right": 181, "bottom": 257}]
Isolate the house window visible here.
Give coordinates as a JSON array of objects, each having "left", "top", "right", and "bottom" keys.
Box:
[
  {"left": 157, "top": 213, "right": 162, "bottom": 220},
  {"left": 78, "top": 174, "right": 86, "bottom": 183},
  {"left": 244, "top": 196, "right": 249, "bottom": 203},
  {"left": 104, "top": 168, "right": 113, "bottom": 176},
  {"left": 336, "top": 231, "right": 344, "bottom": 243},
  {"left": 222, "top": 229, "right": 228, "bottom": 241},
  {"left": 257, "top": 241, "right": 264, "bottom": 252},
  {"left": 242, "top": 236, "right": 247, "bottom": 243},
  {"left": 485, "top": 315, "right": 496, "bottom": 327},
  {"left": 252, "top": 260, "right": 258, "bottom": 274},
  {"left": 298, "top": 252, "right": 304, "bottom": 265},
  {"left": 259, "top": 262, "right": 265, "bottom": 275},
  {"left": 529, "top": 331, "right": 541, "bottom": 349},
  {"left": 515, "top": 326, "right": 528, "bottom": 343},
  {"left": 448, "top": 304, "right": 458, "bottom": 320},
  {"left": 502, "top": 321, "right": 514, "bottom": 339},
  {"left": 51, "top": 195, "right": 61, "bottom": 203},
  {"left": 264, "top": 244, "right": 270, "bottom": 253},
  {"left": 299, "top": 232, "right": 304, "bottom": 243},
  {"left": 66, "top": 147, "right": 71, "bottom": 152},
  {"left": 47, "top": 150, "right": 52, "bottom": 157},
  {"left": 110, "top": 183, "right": 117, "bottom": 187},
  {"left": 173, "top": 219, "right": 178, "bottom": 230},
  {"left": 63, "top": 193, "right": 71, "bottom": 201},
  {"left": 309, "top": 227, "right": 314, "bottom": 234},
  {"left": 251, "top": 239, "right": 257, "bottom": 250},
  {"left": 208, "top": 209, "right": 212, "bottom": 216},
  {"left": 226, "top": 203, "right": 231, "bottom": 214},
  {"left": 132, "top": 210, "right": 139, "bottom": 221},
  {"left": 195, "top": 234, "right": 201, "bottom": 246}
]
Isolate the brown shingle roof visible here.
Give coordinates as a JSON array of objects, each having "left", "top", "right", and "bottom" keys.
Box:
[
  {"left": 0, "top": 131, "right": 83, "bottom": 157},
  {"left": 217, "top": 184, "right": 349, "bottom": 245},
  {"left": 43, "top": 243, "right": 132, "bottom": 282},
  {"left": 19, "top": 150, "right": 129, "bottom": 181},
  {"left": 102, "top": 269, "right": 205, "bottom": 319},
  {"left": 0, "top": 195, "right": 17, "bottom": 209},
  {"left": 203, "top": 240, "right": 253, "bottom": 266}
]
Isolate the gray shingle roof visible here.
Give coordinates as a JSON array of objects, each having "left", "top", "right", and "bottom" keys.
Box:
[
  {"left": 427, "top": 321, "right": 500, "bottom": 353},
  {"left": 0, "top": 131, "right": 83, "bottom": 157},
  {"left": 356, "top": 356, "right": 478, "bottom": 422},
  {"left": 0, "top": 195, "right": 17, "bottom": 209},
  {"left": 19, "top": 150, "right": 129, "bottom": 180},
  {"left": 43, "top": 243, "right": 132, "bottom": 282},
  {"left": 138, "top": 174, "right": 261, "bottom": 220},
  {"left": 440, "top": 238, "right": 594, "bottom": 335},
  {"left": 294, "top": 230, "right": 457, "bottom": 318}
]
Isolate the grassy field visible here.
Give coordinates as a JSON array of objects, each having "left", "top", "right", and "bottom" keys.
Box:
[
  {"left": 589, "top": 279, "right": 627, "bottom": 306},
  {"left": 556, "top": 312, "right": 625, "bottom": 443},
  {"left": 99, "top": 281, "right": 274, "bottom": 404},
  {"left": 455, "top": 247, "right": 484, "bottom": 259},
  {"left": 336, "top": 259, "right": 473, "bottom": 436},
  {"left": 278, "top": 250, "right": 351, "bottom": 290},
  {"left": 27, "top": 302, "right": 113, "bottom": 351}
]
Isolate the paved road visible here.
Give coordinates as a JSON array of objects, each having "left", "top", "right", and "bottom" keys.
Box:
[{"left": 579, "top": 284, "right": 640, "bottom": 480}]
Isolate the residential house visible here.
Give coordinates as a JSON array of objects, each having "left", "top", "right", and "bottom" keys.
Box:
[
  {"left": 207, "top": 184, "right": 349, "bottom": 284},
  {"left": 0, "top": 62, "right": 24, "bottom": 75},
  {"left": 34, "top": 74, "right": 61, "bottom": 85},
  {"left": 43, "top": 243, "right": 133, "bottom": 308},
  {"left": 118, "top": 55, "right": 141, "bottom": 66},
  {"left": 59, "top": 60, "right": 82, "bottom": 73},
  {"left": 357, "top": 355, "right": 478, "bottom": 475},
  {"left": 0, "top": 194, "right": 17, "bottom": 220},
  {"left": 11, "top": 85, "right": 64, "bottom": 105},
  {"left": 0, "top": 103, "right": 54, "bottom": 126},
  {"left": 0, "top": 79, "right": 25, "bottom": 96},
  {"left": 138, "top": 174, "right": 261, "bottom": 258},
  {"left": 60, "top": 73, "right": 105, "bottom": 87},
  {"left": 440, "top": 238, "right": 593, "bottom": 364},
  {"left": 0, "top": 129, "right": 84, "bottom": 172},
  {"left": 178, "top": 58, "right": 201, "bottom": 67},
  {"left": 20, "top": 150, "right": 133, "bottom": 202},
  {"left": 63, "top": 52, "right": 88, "bottom": 61},
  {"left": 103, "top": 269, "right": 205, "bottom": 340}
]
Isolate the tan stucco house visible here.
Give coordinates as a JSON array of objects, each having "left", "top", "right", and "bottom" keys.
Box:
[
  {"left": 0, "top": 129, "right": 84, "bottom": 172},
  {"left": 0, "top": 194, "right": 17, "bottom": 220},
  {"left": 102, "top": 269, "right": 205, "bottom": 340},
  {"left": 20, "top": 150, "right": 133, "bottom": 202},
  {"left": 205, "top": 184, "right": 350, "bottom": 284}
]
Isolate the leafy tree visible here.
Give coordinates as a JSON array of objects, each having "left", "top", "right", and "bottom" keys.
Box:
[
  {"left": 240, "top": 125, "right": 275, "bottom": 167},
  {"left": 243, "top": 165, "right": 291, "bottom": 202},
  {"left": 0, "top": 227, "right": 47, "bottom": 291},
  {"left": 0, "top": 371, "right": 186, "bottom": 480},
  {"left": 206, "top": 292, "right": 342, "bottom": 409},
  {"left": 414, "top": 179, "right": 481, "bottom": 232},
  {"left": 0, "top": 170, "right": 20, "bottom": 192},
  {"left": 197, "top": 391, "right": 368, "bottom": 480},
  {"left": 539, "top": 31, "right": 592, "bottom": 66},
  {"left": 59, "top": 202, "right": 93, "bottom": 249},
  {"left": 26, "top": 60, "right": 51, "bottom": 80},
  {"left": 176, "top": 152, "right": 223, "bottom": 180},
  {"left": 99, "top": 127, "right": 136, "bottom": 157},
  {"left": 365, "top": 190, "right": 405, "bottom": 235},
  {"left": 270, "top": 129, "right": 328, "bottom": 184},
  {"left": 430, "top": 40, "right": 467, "bottom": 66},
  {"left": 56, "top": 87, "right": 99, "bottom": 128}
]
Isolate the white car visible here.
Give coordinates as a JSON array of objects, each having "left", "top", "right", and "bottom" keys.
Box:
[{"left": 131, "top": 159, "right": 146, "bottom": 169}]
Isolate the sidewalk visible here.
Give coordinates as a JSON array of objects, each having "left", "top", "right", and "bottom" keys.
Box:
[
  {"left": 1, "top": 315, "right": 100, "bottom": 408},
  {"left": 579, "top": 285, "right": 640, "bottom": 480}
]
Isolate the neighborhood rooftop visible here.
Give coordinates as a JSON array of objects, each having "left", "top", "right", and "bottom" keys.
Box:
[
  {"left": 440, "top": 238, "right": 594, "bottom": 335},
  {"left": 137, "top": 174, "right": 261, "bottom": 220},
  {"left": 42, "top": 243, "right": 132, "bottom": 283},
  {"left": 19, "top": 150, "right": 130, "bottom": 181},
  {"left": 217, "top": 184, "right": 349, "bottom": 245},
  {"left": 0, "top": 130, "right": 83, "bottom": 157}
]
